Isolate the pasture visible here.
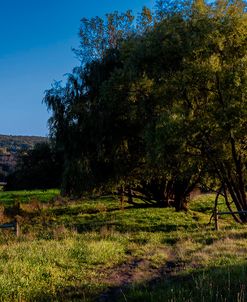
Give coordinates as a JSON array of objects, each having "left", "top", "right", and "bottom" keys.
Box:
[{"left": 0, "top": 190, "right": 246, "bottom": 301}]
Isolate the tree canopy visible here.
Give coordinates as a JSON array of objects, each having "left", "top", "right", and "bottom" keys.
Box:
[{"left": 44, "top": 0, "right": 246, "bottom": 219}]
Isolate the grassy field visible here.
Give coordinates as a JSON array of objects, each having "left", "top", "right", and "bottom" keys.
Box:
[{"left": 0, "top": 190, "right": 246, "bottom": 301}]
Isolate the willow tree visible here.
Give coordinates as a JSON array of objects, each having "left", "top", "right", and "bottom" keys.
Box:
[
  {"left": 100, "top": 0, "right": 247, "bottom": 213},
  {"left": 184, "top": 0, "right": 247, "bottom": 221},
  {"left": 44, "top": 0, "right": 246, "bottom": 216},
  {"left": 152, "top": 0, "right": 247, "bottom": 220}
]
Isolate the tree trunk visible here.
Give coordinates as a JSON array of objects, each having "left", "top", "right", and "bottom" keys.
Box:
[
  {"left": 217, "top": 163, "right": 247, "bottom": 223},
  {"left": 118, "top": 185, "right": 125, "bottom": 209},
  {"left": 127, "top": 187, "right": 134, "bottom": 204}
]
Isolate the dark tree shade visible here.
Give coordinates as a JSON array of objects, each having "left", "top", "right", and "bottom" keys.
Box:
[{"left": 5, "top": 142, "right": 62, "bottom": 191}]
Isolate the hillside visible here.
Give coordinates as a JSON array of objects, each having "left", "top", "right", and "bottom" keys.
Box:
[
  {"left": 0, "top": 134, "right": 48, "bottom": 178},
  {"left": 0, "top": 134, "right": 47, "bottom": 152}
]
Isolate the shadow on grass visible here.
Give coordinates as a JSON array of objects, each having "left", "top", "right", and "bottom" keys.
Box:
[
  {"left": 44, "top": 202, "right": 197, "bottom": 234},
  {"left": 111, "top": 263, "right": 247, "bottom": 302},
  {"left": 75, "top": 222, "right": 193, "bottom": 233},
  {"left": 49, "top": 202, "right": 167, "bottom": 217},
  {"left": 28, "top": 263, "right": 247, "bottom": 302}
]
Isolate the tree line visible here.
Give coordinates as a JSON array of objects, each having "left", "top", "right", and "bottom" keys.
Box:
[{"left": 8, "top": 0, "right": 247, "bottom": 221}]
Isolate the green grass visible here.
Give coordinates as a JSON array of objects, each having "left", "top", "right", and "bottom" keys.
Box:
[
  {"left": 0, "top": 190, "right": 246, "bottom": 301},
  {"left": 0, "top": 235, "right": 126, "bottom": 301},
  {"left": 120, "top": 264, "right": 247, "bottom": 302},
  {"left": 0, "top": 189, "right": 59, "bottom": 205}
]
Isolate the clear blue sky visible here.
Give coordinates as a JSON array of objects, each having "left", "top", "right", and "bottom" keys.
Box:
[{"left": 0, "top": 0, "right": 154, "bottom": 137}]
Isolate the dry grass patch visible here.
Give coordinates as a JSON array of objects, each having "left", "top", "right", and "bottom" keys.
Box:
[{"left": 192, "top": 237, "right": 247, "bottom": 267}]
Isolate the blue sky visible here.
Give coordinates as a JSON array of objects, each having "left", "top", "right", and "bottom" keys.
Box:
[{"left": 0, "top": 0, "right": 154, "bottom": 137}]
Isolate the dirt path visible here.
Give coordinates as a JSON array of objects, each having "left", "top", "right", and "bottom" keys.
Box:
[{"left": 97, "top": 249, "right": 185, "bottom": 302}]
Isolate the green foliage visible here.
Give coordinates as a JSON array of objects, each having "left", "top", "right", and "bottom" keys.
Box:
[{"left": 44, "top": 0, "right": 246, "bottom": 216}]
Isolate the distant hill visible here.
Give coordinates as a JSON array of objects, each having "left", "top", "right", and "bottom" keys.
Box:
[
  {"left": 0, "top": 134, "right": 48, "bottom": 152},
  {"left": 0, "top": 134, "right": 48, "bottom": 179}
]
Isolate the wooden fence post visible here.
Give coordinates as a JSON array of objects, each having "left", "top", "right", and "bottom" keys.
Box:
[
  {"left": 14, "top": 219, "right": 20, "bottom": 237},
  {"left": 213, "top": 189, "right": 220, "bottom": 231}
]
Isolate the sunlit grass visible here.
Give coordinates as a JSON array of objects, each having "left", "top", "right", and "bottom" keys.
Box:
[
  {"left": 0, "top": 190, "right": 246, "bottom": 301},
  {"left": 0, "top": 189, "right": 59, "bottom": 205}
]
